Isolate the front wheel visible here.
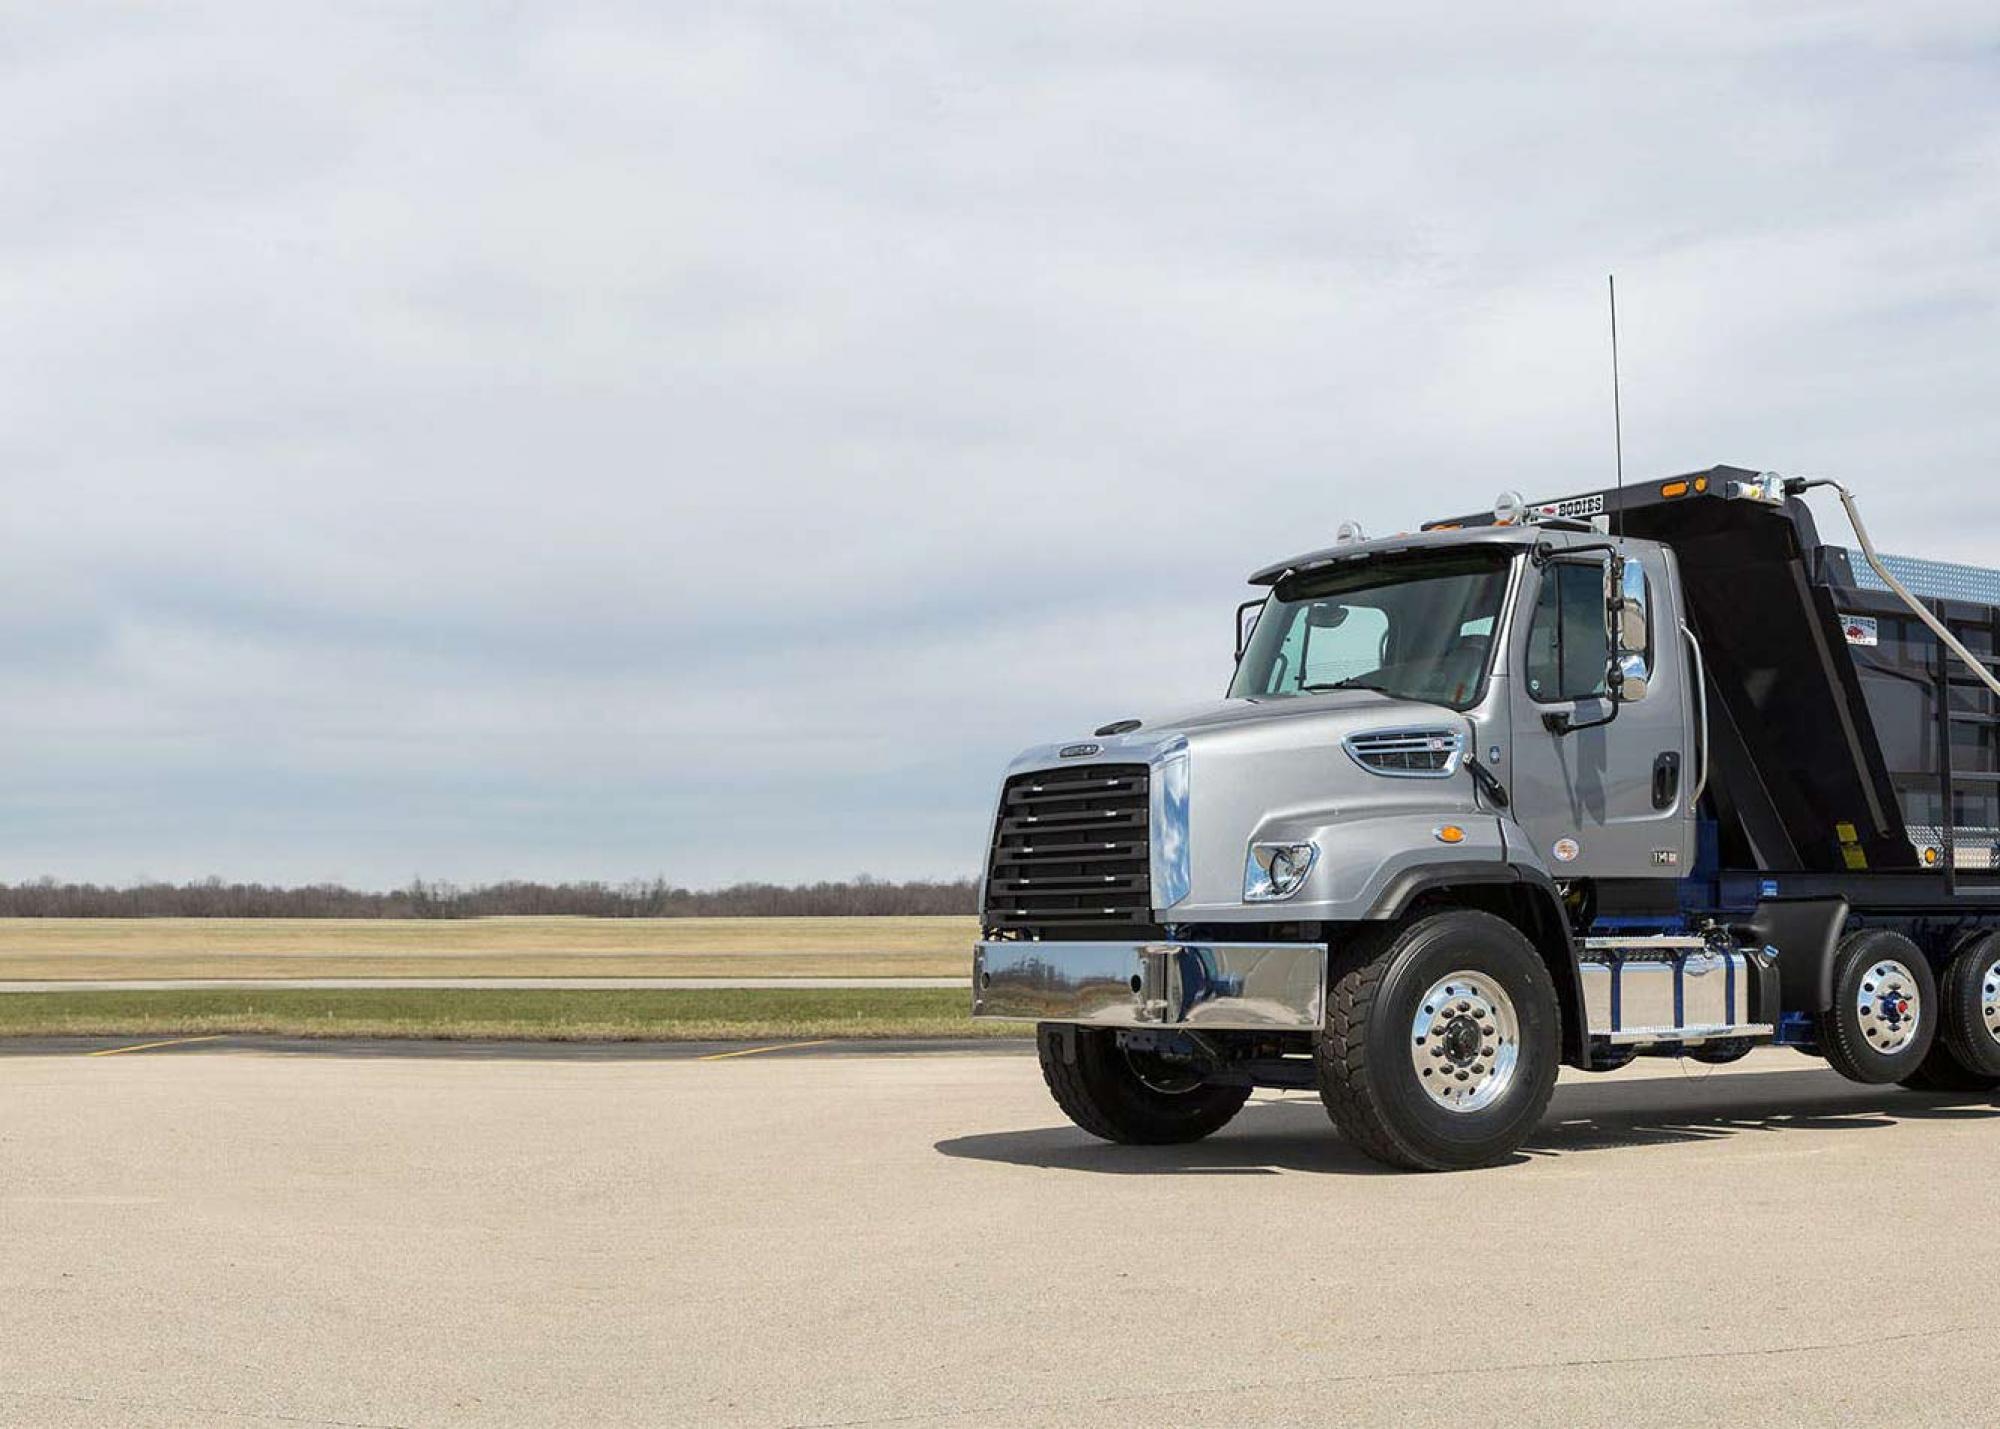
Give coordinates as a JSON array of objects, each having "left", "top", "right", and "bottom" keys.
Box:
[
  {"left": 1317, "top": 910, "right": 1561, "bottom": 1171},
  {"left": 1037, "top": 1024, "right": 1250, "bottom": 1144}
]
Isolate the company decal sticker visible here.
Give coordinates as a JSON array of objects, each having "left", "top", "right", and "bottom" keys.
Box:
[
  {"left": 1533, "top": 494, "right": 1605, "bottom": 521},
  {"left": 1552, "top": 837, "right": 1581, "bottom": 863},
  {"left": 1840, "top": 614, "right": 1879, "bottom": 647}
]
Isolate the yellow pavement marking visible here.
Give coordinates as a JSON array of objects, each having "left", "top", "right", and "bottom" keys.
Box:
[
  {"left": 697, "top": 1039, "right": 833, "bottom": 1062},
  {"left": 87, "top": 1035, "right": 228, "bottom": 1057}
]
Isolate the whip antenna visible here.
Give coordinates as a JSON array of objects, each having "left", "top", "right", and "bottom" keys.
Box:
[{"left": 1608, "top": 273, "right": 1624, "bottom": 542}]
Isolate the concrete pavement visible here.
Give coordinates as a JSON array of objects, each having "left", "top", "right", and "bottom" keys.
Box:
[{"left": 2, "top": 1043, "right": 1996, "bottom": 1426}]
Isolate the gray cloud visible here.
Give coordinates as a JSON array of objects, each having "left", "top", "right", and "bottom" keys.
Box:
[{"left": 2, "top": 3, "right": 1996, "bottom": 885}]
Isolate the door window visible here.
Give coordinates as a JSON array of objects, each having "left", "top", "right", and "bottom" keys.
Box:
[{"left": 1525, "top": 562, "right": 1611, "bottom": 701}]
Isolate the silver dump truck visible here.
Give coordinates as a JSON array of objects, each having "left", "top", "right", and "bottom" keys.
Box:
[{"left": 972, "top": 467, "right": 2000, "bottom": 1169}]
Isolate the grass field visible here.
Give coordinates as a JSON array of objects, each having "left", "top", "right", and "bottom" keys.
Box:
[
  {"left": 0, "top": 986, "right": 1027, "bottom": 1042},
  {"left": 0, "top": 915, "right": 977, "bottom": 980}
]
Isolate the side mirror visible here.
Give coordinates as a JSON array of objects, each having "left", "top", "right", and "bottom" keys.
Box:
[
  {"left": 1607, "top": 556, "right": 1651, "bottom": 702},
  {"left": 1235, "top": 599, "right": 1263, "bottom": 661}
]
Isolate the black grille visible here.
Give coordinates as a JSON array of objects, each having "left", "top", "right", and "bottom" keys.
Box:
[{"left": 982, "top": 763, "right": 1158, "bottom": 940}]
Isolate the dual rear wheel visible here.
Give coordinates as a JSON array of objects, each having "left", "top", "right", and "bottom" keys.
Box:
[
  {"left": 1899, "top": 931, "right": 2000, "bottom": 1093},
  {"left": 1820, "top": 928, "right": 1938, "bottom": 1083},
  {"left": 1816, "top": 927, "right": 2000, "bottom": 1091}
]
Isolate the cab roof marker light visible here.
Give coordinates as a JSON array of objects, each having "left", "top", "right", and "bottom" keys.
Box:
[{"left": 1660, "top": 480, "right": 1690, "bottom": 498}]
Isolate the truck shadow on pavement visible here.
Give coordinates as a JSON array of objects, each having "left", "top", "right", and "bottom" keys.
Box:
[{"left": 933, "top": 1068, "right": 2000, "bottom": 1176}]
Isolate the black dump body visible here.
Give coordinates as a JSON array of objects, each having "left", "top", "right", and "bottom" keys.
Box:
[
  {"left": 1618, "top": 480, "right": 1914, "bottom": 877},
  {"left": 1439, "top": 466, "right": 2000, "bottom": 908}
]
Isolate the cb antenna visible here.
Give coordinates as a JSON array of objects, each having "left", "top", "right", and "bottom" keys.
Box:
[{"left": 1608, "top": 273, "right": 1624, "bottom": 543}]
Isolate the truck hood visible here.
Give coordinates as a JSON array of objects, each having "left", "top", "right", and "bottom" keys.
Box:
[
  {"left": 1132, "top": 691, "right": 1407, "bottom": 735},
  {"left": 994, "top": 687, "right": 1493, "bottom": 923},
  {"left": 1007, "top": 690, "right": 1470, "bottom": 772}
]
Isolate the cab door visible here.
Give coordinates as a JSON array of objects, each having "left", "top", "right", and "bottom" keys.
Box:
[{"left": 1503, "top": 536, "right": 1694, "bottom": 881}]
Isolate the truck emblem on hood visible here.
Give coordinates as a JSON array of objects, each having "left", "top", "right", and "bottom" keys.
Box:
[{"left": 1058, "top": 743, "right": 1101, "bottom": 759}]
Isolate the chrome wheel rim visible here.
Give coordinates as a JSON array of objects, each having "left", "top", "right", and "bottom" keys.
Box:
[
  {"left": 1410, "top": 972, "right": 1520, "bottom": 1113},
  {"left": 1981, "top": 956, "right": 2000, "bottom": 1049},
  {"left": 1856, "top": 958, "right": 1923, "bottom": 1055}
]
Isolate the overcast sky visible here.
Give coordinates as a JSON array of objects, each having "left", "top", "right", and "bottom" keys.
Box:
[{"left": 2, "top": 3, "right": 1995, "bottom": 888}]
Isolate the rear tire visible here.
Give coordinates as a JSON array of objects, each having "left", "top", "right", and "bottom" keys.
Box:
[
  {"left": 1940, "top": 931, "right": 2000, "bottom": 1078},
  {"left": 1316, "top": 910, "right": 1561, "bottom": 1171},
  {"left": 1899, "top": 1050, "right": 1998, "bottom": 1092},
  {"left": 1903, "top": 933, "right": 2000, "bottom": 1092},
  {"left": 1821, "top": 929, "right": 1936, "bottom": 1085},
  {"left": 1036, "top": 1024, "right": 1250, "bottom": 1145}
]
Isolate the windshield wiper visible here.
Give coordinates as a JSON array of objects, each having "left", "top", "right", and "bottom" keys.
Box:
[{"left": 1299, "top": 678, "right": 1391, "bottom": 695}]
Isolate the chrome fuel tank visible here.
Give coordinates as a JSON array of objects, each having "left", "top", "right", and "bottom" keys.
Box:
[{"left": 1579, "top": 938, "right": 1772, "bottom": 1045}]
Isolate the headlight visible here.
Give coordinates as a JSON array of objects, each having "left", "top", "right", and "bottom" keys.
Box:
[
  {"left": 1149, "top": 743, "right": 1191, "bottom": 910},
  {"left": 1244, "top": 841, "right": 1318, "bottom": 902}
]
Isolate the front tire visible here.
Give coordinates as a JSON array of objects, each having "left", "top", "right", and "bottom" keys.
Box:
[
  {"left": 1821, "top": 929, "right": 1937, "bottom": 1084},
  {"left": 1037, "top": 1024, "right": 1250, "bottom": 1145},
  {"left": 1316, "top": 910, "right": 1561, "bottom": 1171}
]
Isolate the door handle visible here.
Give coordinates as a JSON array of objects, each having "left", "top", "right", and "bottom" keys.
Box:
[{"left": 1652, "top": 751, "right": 1682, "bottom": 810}]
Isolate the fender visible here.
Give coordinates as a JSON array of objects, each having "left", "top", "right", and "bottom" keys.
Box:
[
  {"left": 1366, "top": 860, "right": 1527, "bottom": 920},
  {"left": 1740, "top": 896, "right": 1849, "bottom": 1015},
  {"left": 1365, "top": 859, "right": 1590, "bottom": 1067}
]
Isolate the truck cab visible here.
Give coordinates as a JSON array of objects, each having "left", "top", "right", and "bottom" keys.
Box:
[{"left": 973, "top": 467, "right": 2000, "bottom": 1169}]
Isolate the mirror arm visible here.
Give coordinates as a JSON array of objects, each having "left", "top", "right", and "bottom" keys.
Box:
[
  {"left": 1544, "top": 704, "right": 1619, "bottom": 736},
  {"left": 1464, "top": 752, "right": 1510, "bottom": 808},
  {"left": 1544, "top": 672, "right": 1623, "bottom": 736},
  {"left": 1234, "top": 598, "right": 1264, "bottom": 661}
]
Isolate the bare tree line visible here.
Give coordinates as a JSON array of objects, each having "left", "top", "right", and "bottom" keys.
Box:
[{"left": 0, "top": 876, "right": 978, "bottom": 919}]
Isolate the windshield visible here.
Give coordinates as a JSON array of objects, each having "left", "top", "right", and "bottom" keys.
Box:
[{"left": 1229, "top": 548, "right": 1515, "bottom": 710}]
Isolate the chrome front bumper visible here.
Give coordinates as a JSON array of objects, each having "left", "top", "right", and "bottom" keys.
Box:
[{"left": 972, "top": 940, "right": 1327, "bottom": 1031}]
